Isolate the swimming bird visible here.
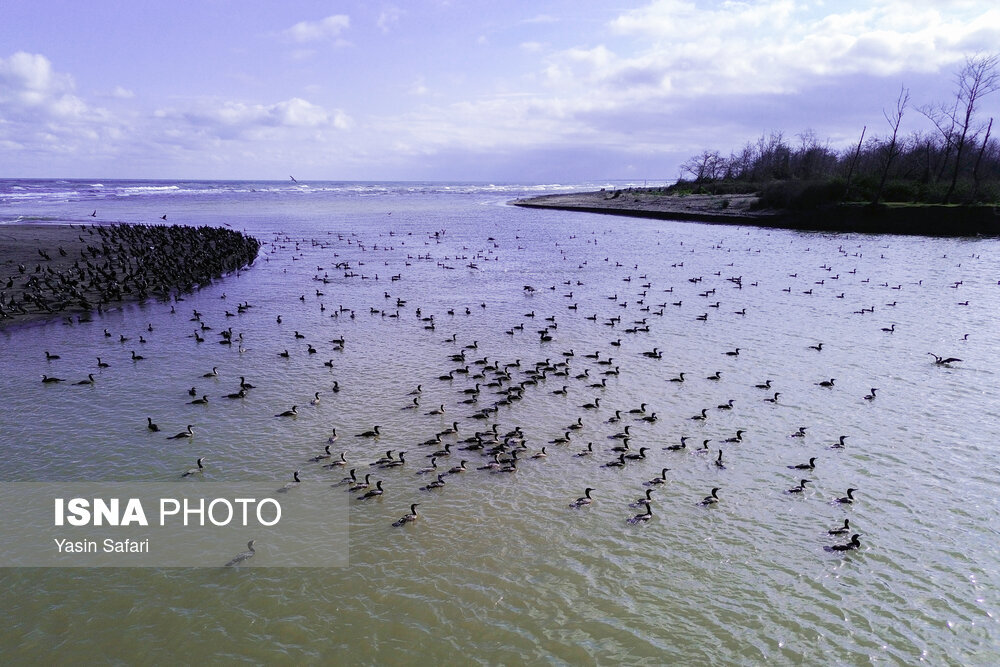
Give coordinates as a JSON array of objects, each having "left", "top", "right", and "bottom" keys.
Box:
[
  {"left": 664, "top": 435, "right": 688, "bottom": 452},
  {"left": 764, "top": 392, "right": 781, "bottom": 403},
  {"left": 202, "top": 367, "right": 219, "bottom": 378},
  {"left": 420, "top": 475, "right": 446, "bottom": 491},
  {"left": 358, "top": 480, "right": 385, "bottom": 500},
  {"left": 630, "top": 489, "right": 656, "bottom": 507},
  {"left": 724, "top": 348, "right": 740, "bottom": 357},
  {"left": 322, "top": 452, "right": 348, "bottom": 469},
  {"left": 44, "top": 350, "right": 61, "bottom": 360},
  {"left": 699, "top": 487, "right": 721, "bottom": 505},
  {"left": 96, "top": 357, "right": 110, "bottom": 368},
  {"left": 392, "top": 503, "right": 420, "bottom": 527},
  {"left": 828, "top": 518, "right": 851, "bottom": 535},
  {"left": 276, "top": 405, "right": 298, "bottom": 417},
  {"left": 714, "top": 449, "right": 725, "bottom": 469},
  {"left": 276, "top": 470, "right": 301, "bottom": 493},
  {"left": 863, "top": 387, "right": 878, "bottom": 401},
  {"left": 627, "top": 501, "right": 653, "bottom": 524},
  {"left": 356, "top": 425, "right": 381, "bottom": 438},
  {"left": 717, "top": 399, "right": 735, "bottom": 410},
  {"left": 928, "top": 353, "right": 961, "bottom": 366},
  {"left": 41, "top": 375, "right": 65, "bottom": 384},
  {"left": 348, "top": 473, "right": 372, "bottom": 492},
  {"left": 75, "top": 374, "right": 95, "bottom": 385},
  {"left": 131, "top": 350, "right": 144, "bottom": 361},
  {"left": 827, "top": 534, "right": 862, "bottom": 552},
  {"left": 530, "top": 447, "right": 548, "bottom": 459},
  {"left": 690, "top": 408, "right": 708, "bottom": 421},
  {"left": 644, "top": 468, "right": 670, "bottom": 486},
  {"left": 785, "top": 479, "right": 810, "bottom": 494},
  {"left": 882, "top": 324, "right": 896, "bottom": 333},
  {"left": 570, "top": 487, "right": 595, "bottom": 508},
  {"left": 707, "top": 371, "right": 722, "bottom": 381},
  {"left": 788, "top": 457, "right": 816, "bottom": 470},
  {"left": 835, "top": 488, "right": 857, "bottom": 504},
  {"left": 309, "top": 445, "right": 333, "bottom": 462},
  {"left": 167, "top": 425, "right": 194, "bottom": 440},
  {"left": 182, "top": 458, "right": 205, "bottom": 477},
  {"left": 624, "top": 447, "right": 649, "bottom": 461},
  {"left": 447, "top": 460, "right": 468, "bottom": 474},
  {"left": 147, "top": 417, "right": 160, "bottom": 432},
  {"left": 224, "top": 539, "right": 256, "bottom": 567},
  {"left": 809, "top": 342, "right": 823, "bottom": 351},
  {"left": 603, "top": 453, "right": 627, "bottom": 468},
  {"left": 724, "top": 430, "right": 744, "bottom": 443},
  {"left": 188, "top": 394, "right": 209, "bottom": 405},
  {"left": 580, "top": 398, "right": 601, "bottom": 409},
  {"left": 574, "top": 442, "right": 594, "bottom": 457},
  {"left": 310, "top": 392, "right": 322, "bottom": 406},
  {"left": 830, "top": 435, "right": 849, "bottom": 449}
]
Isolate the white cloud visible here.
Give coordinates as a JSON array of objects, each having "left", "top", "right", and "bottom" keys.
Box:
[
  {"left": 0, "top": 51, "right": 89, "bottom": 119},
  {"left": 284, "top": 15, "right": 350, "bottom": 43},
  {"left": 112, "top": 86, "right": 135, "bottom": 99},
  {"left": 176, "top": 97, "right": 348, "bottom": 131},
  {"left": 377, "top": 7, "right": 403, "bottom": 33}
]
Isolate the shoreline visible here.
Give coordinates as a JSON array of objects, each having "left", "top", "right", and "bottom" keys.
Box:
[
  {"left": 512, "top": 190, "right": 1000, "bottom": 236},
  {"left": 0, "top": 222, "right": 261, "bottom": 329}
]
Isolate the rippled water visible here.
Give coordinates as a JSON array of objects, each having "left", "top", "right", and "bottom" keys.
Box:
[{"left": 2, "top": 181, "right": 999, "bottom": 663}]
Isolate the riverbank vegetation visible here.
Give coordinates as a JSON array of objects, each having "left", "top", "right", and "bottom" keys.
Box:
[{"left": 665, "top": 54, "right": 999, "bottom": 211}]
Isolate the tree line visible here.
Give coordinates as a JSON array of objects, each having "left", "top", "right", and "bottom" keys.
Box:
[{"left": 671, "top": 54, "right": 999, "bottom": 208}]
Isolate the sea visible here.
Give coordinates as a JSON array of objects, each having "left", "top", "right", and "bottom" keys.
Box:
[{"left": 1, "top": 179, "right": 998, "bottom": 664}]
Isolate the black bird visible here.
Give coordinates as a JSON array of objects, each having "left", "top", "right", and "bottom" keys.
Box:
[
  {"left": 827, "top": 534, "right": 862, "bottom": 552},
  {"left": 788, "top": 457, "right": 816, "bottom": 470},
  {"left": 699, "top": 487, "right": 720, "bottom": 505},
  {"left": 392, "top": 503, "right": 420, "bottom": 527},
  {"left": 828, "top": 518, "right": 851, "bottom": 535},
  {"left": 167, "top": 425, "right": 194, "bottom": 440},
  {"left": 182, "top": 458, "right": 205, "bottom": 477},
  {"left": 358, "top": 480, "right": 385, "bottom": 500},
  {"left": 627, "top": 501, "right": 653, "bottom": 524},
  {"left": 224, "top": 539, "right": 256, "bottom": 567},
  {"left": 785, "top": 479, "right": 810, "bottom": 494},
  {"left": 644, "top": 468, "right": 670, "bottom": 486},
  {"left": 928, "top": 353, "right": 961, "bottom": 366},
  {"left": 147, "top": 417, "right": 160, "bottom": 432},
  {"left": 570, "top": 488, "right": 595, "bottom": 507},
  {"left": 835, "top": 488, "right": 858, "bottom": 504}
]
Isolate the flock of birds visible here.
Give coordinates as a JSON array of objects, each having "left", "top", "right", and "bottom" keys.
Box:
[
  {"left": 25, "top": 212, "right": 983, "bottom": 567},
  {"left": 1, "top": 222, "right": 260, "bottom": 322}
]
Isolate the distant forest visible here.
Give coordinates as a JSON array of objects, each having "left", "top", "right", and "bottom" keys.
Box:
[{"left": 669, "top": 53, "right": 999, "bottom": 209}]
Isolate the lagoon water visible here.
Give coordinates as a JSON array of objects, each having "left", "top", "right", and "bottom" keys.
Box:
[{"left": 1, "top": 180, "right": 999, "bottom": 663}]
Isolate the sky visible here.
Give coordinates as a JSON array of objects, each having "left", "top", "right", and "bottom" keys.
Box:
[{"left": 1, "top": 0, "right": 998, "bottom": 182}]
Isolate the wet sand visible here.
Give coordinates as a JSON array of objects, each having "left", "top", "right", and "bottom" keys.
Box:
[
  {"left": 512, "top": 190, "right": 1000, "bottom": 236},
  {"left": 512, "top": 190, "right": 773, "bottom": 223},
  {"left": 0, "top": 223, "right": 260, "bottom": 329}
]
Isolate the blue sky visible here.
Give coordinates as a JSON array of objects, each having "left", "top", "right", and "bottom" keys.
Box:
[{"left": 1, "top": 1, "right": 997, "bottom": 181}]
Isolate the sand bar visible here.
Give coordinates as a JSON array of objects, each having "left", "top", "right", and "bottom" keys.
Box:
[{"left": 0, "top": 222, "right": 260, "bottom": 329}]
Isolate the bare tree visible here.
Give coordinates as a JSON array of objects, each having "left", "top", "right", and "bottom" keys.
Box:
[
  {"left": 679, "top": 150, "right": 726, "bottom": 184},
  {"left": 944, "top": 54, "right": 1000, "bottom": 202},
  {"left": 873, "top": 86, "right": 910, "bottom": 205},
  {"left": 972, "top": 117, "right": 994, "bottom": 200}
]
